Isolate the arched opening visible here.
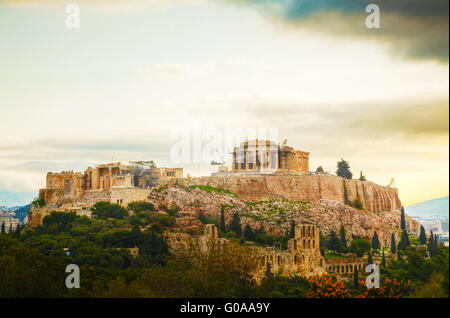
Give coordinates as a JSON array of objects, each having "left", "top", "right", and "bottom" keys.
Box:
[{"left": 294, "top": 240, "right": 297, "bottom": 250}]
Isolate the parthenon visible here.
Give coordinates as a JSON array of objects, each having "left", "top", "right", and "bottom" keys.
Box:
[{"left": 232, "top": 139, "right": 309, "bottom": 174}]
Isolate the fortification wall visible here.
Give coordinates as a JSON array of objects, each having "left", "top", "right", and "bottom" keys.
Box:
[{"left": 161, "top": 174, "right": 402, "bottom": 213}]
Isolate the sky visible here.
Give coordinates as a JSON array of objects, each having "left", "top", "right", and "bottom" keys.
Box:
[{"left": 0, "top": 0, "right": 448, "bottom": 206}]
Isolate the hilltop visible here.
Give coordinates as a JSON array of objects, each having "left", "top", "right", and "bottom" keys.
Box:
[{"left": 406, "top": 196, "right": 449, "bottom": 220}]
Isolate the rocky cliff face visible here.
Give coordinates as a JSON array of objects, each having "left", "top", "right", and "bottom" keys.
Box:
[
  {"left": 161, "top": 175, "right": 402, "bottom": 213},
  {"left": 146, "top": 186, "right": 419, "bottom": 247}
]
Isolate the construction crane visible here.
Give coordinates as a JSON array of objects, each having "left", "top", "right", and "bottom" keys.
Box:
[
  {"left": 387, "top": 178, "right": 396, "bottom": 188},
  {"left": 211, "top": 160, "right": 228, "bottom": 173},
  {"left": 129, "top": 160, "right": 156, "bottom": 168}
]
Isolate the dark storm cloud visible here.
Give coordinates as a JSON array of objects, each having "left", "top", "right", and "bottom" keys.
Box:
[{"left": 232, "top": 0, "right": 449, "bottom": 62}]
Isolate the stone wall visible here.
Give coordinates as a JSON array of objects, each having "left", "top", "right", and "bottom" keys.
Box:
[
  {"left": 160, "top": 174, "right": 402, "bottom": 213},
  {"left": 110, "top": 188, "right": 153, "bottom": 207}
]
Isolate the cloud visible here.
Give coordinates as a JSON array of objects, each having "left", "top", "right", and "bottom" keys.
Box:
[{"left": 229, "top": 0, "right": 449, "bottom": 62}]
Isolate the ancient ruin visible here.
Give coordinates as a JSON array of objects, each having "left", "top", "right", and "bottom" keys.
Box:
[{"left": 231, "top": 139, "right": 309, "bottom": 174}]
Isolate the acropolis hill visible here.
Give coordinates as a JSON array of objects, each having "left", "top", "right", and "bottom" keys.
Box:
[{"left": 29, "top": 139, "right": 418, "bottom": 246}]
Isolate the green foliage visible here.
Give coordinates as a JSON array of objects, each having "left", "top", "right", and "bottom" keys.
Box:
[
  {"left": 42, "top": 212, "right": 77, "bottom": 233},
  {"left": 381, "top": 250, "right": 386, "bottom": 267},
  {"left": 328, "top": 230, "right": 342, "bottom": 252},
  {"left": 289, "top": 220, "right": 296, "bottom": 238},
  {"left": 315, "top": 166, "right": 324, "bottom": 174},
  {"left": 352, "top": 199, "right": 363, "bottom": 210},
  {"left": 339, "top": 225, "right": 347, "bottom": 251},
  {"left": 349, "top": 239, "right": 371, "bottom": 257},
  {"left": 219, "top": 206, "right": 226, "bottom": 233},
  {"left": 229, "top": 212, "right": 242, "bottom": 238},
  {"left": 400, "top": 207, "right": 406, "bottom": 231},
  {"left": 419, "top": 225, "right": 427, "bottom": 245},
  {"left": 381, "top": 246, "right": 449, "bottom": 298},
  {"left": 372, "top": 231, "right": 380, "bottom": 250},
  {"left": 427, "top": 232, "right": 439, "bottom": 258},
  {"left": 243, "top": 224, "right": 256, "bottom": 241},
  {"left": 0, "top": 236, "right": 67, "bottom": 297},
  {"left": 91, "top": 202, "right": 128, "bottom": 219},
  {"left": 127, "top": 201, "right": 155, "bottom": 213},
  {"left": 336, "top": 159, "right": 352, "bottom": 180},
  {"left": 367, "top": 251, "right": 373, "bottom": 265},
  {"left": 199, "top": 214, "right": 219, "bottom": 228},
  {"left": 353, "top": 268, "right": 359, "bottom": 290},
  {"left": 188, "top": 185, "right": 236, "bottom": 196},
  {"left": 32, "top": 198, "right": 45, "bottom": 208},
  {"left": 398, "top": 230, "right": 410, "bottom": 252},
  {"left": 258, "top": 275, "right": 310, "bottom": 298},
  {"left": 390, "top": 233, "right": 397, "bottom": 254},
  {"left": 359, "top": 171, "right": 366, "bottom": 181},
  {"left": 158, "top": 202, "right": 180, "bottom": 216}
]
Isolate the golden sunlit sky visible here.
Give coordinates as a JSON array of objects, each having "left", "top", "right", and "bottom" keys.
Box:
[{"left": 0, "top": 0, "right": 448, "bottom": 206}]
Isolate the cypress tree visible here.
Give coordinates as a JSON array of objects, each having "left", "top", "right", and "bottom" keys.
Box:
[
  {"left": 1, "top": 222, "right": 5, "bottom": 235},
  {"left": 372, "top": 231, "right": 380, "bottom": 250},
  {"left": 289, "top": 220, "right": 296, "bottom": 238},
  {"left": 265, "top": 263, "right": 273, "bottom": 280},
  {"left": 428, "top": 231, "right": 439, "bottom": 257},
  {"left": 381, "top": 250, "right": 386, "bottom": 267},
  {"left": 390, "top": 233, "right": 396, "bottom": 254},
  {"left": 398, "top": 230, "right": 410, "bottom": 252},
  {"left": 367, "top": 251, "right": 373, "bottom": 265},
  {"left": 339, "top": 225, "right": 347, "bottom": 251},
  {"left": 419, "top": 225, "right": 427, "bottom": 245},
  {"left": 353, "top": 268, "right": 359, "bottom": 290},
  {"left": 243, "top": 224, "right": 255, "bottom": 241},
  {"left": 328, "top": 230, "right": 341, "bottom": 252},
  {"left": 336, "top": 159, "right": 353, "bottom": 179},
  {"left": 400, "top": 207, "right": 406, "bottom": 231},
  {"left": 229, "top": 212, "right": 242, "bottom": 237},
  {"left": 219, "top": 206, "right": 226, "bottom": 233}
]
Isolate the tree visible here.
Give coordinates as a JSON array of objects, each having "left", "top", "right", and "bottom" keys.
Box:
[
  {"left": 219, "top": 206, "right": 226, "bottom": 233},
  {"left": 359, "top": 171, "right": 366, "bottom": 181},
  {"left": 91, "top": 202, "right": 128, "bottom": 219},
  {"left": 353, "top": 268, "right": 359, "bottom": 290},
  {"left": 381, "top": 250, "right": 386, "bottom": 267},
  {"left": 419, "top": 225, "right": 427, "bottom": 245},
  {"left": 1, "top": 222, "right": 5, "bottom": 235},
  {"left": 289, "top": 220, "right": 296, "bottom": 238},
  {"left": 264, "top": 263, "right": 273, "bottom": 280},
  {"left": 390, "top": 233, "right": 396, "bottom": 254},
  {"left": 367, "top": 251, "right": 373, "bottom": 265},
  {"left": 328, "top": 231, "right": 341, "bottom": 252},
  {"left": 229, "top": 212, "right": 242, "bottom": 238},
  {"left": 256, "top": 224, "right": 266, "bottom": 235},
  {"left": 315, "top": 166, "right": 325, "bottom": 174},
  {"left": 428, "top": 231, "right": 439, "bottom": 258},
  {"left": 243, "top": 224, "right": 255, "bottom": 241},
  {"left": 349, "top": 239, "right": 371, "bottom": 257},
  {"left": 400, "top": 207, "right": 406, "bottom": 231},
  {"left": 398, "top": 230, "right": 410, "bottom": 252},
  {"left": 372, "top": 231, "right": 380, "bottom": 250},
  {"left": 14, "top": 224, "right": 22, "bottom": 238},
  {"left": 336, "top": 159, "right": 352, "bottom": 180},
  {"left": 339, "top": 225, "right": 347, "bottom": 251}
]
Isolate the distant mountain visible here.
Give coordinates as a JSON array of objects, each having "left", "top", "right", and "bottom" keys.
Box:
[
  {"left": 0, "top": 190, "right": 36, "bottom": 207},
  {"left": 405, "top": 196, "right": 449, "bottom": 220}
]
